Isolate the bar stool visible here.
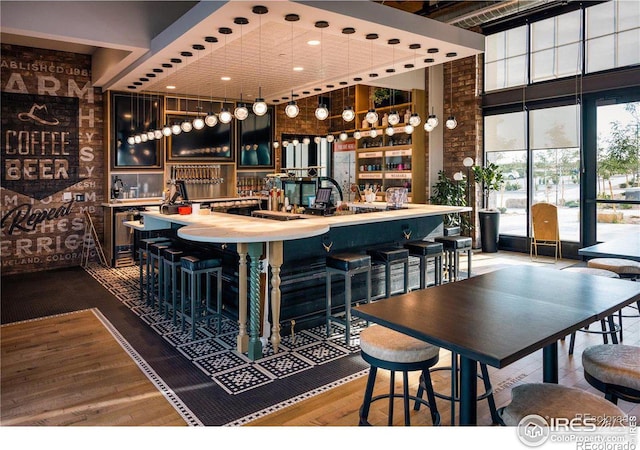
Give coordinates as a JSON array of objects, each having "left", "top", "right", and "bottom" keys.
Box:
[
  {"left": 162, "top": 247, "right": 185, "bottom": 324},
  {"left": 326, "top": 252, "right": 372, "bottom": 344},
  {"left": 148, "top": 241, "right": 173, "bottom": 310},
  {"left": 367, "top": 247, "right": 410, "bottom": 298},
  {"left": 497, "top": 383, "right": 626, "bottom": 426},
  {"left": 587, "top": 258, "right": 640, "bottom": 328},
  {"left": 404, "top": 241, "right": 443, "bottom": 289},
  {"left": 417, "top": 351, "right": 499, "bottom": 425},
  {"left": 180, "top": 254, "right": 223, "bottom": 339},
  {"left": 434, "top": 236, "right": 472, "bottom": 282},
  {"left": 138, "top": 237, "right": 172, "bottom": 304},
  {"left": 564, "top": 267, "right": 621, "bottom": 353},
  {"left": 582, "top": 344, "right": 640, "bottom": 404},
  {"left": 359, "top": 325, "right": 441, "bottom": 426}
]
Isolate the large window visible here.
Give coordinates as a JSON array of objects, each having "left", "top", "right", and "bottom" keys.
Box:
[
  {"left": 485, "top": 26, "right": 527, "bottom": 91},
  {"left": 531, "top": 10, "right": 582, "bottom": 83},
  {"left": 586, "top": 1, "right": 640, "bottom": 73},
  {"left": 485, "top": 1, "right": 640, "bottom": 92},
  {"left": 485, "top": 105, "right": 581, "bottom": 242}
]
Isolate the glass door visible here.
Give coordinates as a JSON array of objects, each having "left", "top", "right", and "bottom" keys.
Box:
[{"left": 595, "top": 101, "right": 640, "bottom": 241}]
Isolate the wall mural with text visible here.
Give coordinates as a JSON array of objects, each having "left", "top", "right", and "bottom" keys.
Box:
[{"left": 0, "top": 44, "right": 104, "bottom": 275}]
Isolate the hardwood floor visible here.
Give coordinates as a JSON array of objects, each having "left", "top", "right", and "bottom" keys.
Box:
[
  {"left": 1, "top": 251, "right": 638, "bottom": 429},
  {"left": 0, "top": 309, "right": 187, "bottom": 426},
  {"left": 248, "top": 251, "right": 640, "bottom": 426}
]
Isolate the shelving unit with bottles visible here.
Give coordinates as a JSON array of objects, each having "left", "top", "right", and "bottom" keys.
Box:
[{"left": 349, "top": 85, "right": 425, "bottom": 203}]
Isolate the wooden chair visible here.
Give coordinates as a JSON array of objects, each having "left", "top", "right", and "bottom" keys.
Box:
[{"left": 530, "top": 202, "right": 561, "bottom": 262}]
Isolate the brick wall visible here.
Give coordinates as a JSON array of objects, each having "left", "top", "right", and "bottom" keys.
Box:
[
  {"left": 443, "top": 55, "right": 484, "bottom": 244},
  {"left": 1, "top": 44, "right": 104, "bottom": 275}
]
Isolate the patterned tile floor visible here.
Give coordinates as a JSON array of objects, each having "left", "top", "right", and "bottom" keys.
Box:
[{"left": 84, "top": 263, "right": 366, "bottom": 395}]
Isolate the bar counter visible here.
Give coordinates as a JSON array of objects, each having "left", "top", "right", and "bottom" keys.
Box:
[{"left": 130, "top": 202, "right": 468, "bottom": 359}]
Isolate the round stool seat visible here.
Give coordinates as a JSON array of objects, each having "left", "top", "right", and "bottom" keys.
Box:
[
  {"left": 564, "top": 267, "right": 620, "bottom": 278},
  {"left": 499, "top": 383, "right": 625, "bottom": 426},
  {"left": 360, "top": 325, "right": 439, "bottom": 364},
  {"left": 587, "top": 258, "right": 640, "bottom": 276},
  {"left": 582, "top": 345, "right": 640, "bottom": 401}
]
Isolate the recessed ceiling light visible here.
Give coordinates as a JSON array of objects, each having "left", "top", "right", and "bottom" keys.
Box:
[
  {"left": 221, "top": 76, "right": 231, "bottom": 81},
  {"left": 166, "top": 85, "right": 176, "bottom": 89},
  {"left": 307, "top": 40, "right": 320, "bottom": 46},
  {"left": 293, "top": 66, "right": 304, "bottom": 71}
]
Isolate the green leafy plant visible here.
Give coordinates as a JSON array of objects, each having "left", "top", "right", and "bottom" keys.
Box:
[
  {"left": 430, "top": 170, "right": 472, "bottom": 233},
  {"left": 472, "top": 162, "right": 505, "bottom": 210}
]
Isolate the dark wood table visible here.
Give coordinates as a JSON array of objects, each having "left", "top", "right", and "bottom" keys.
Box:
[
  {"left": 578, "top": 233, "right": 640, "bottom": 262},
  {"left": 352, "top": 265, "right": 640, "bottom": 425}
]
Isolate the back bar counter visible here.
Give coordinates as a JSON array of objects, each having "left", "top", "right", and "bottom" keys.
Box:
[{"left": 129, "top": 202, "right": 468, "bottom": 360}]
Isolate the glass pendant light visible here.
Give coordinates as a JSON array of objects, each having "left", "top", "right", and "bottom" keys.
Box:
[
  {"left": 292, "top": 138, "right": 299, "bottom": 146},
  {"left": 409, "top": 113, "right": 421, "bottom": 127},
  {"left": 180, "top": 119, "right": 193, "bottom": 133},
  {"left": 315, "top": 104, "right": 328, "bottom": 121},
  {"left": 369, "top": 128, "right": 378, "bottom": 138},
  {"left": 146, "top": 131, "right": 155, "bottom": 140},
  {"left": 162, "top": 124, "right": 172, "bottom": 136},
  {"left": 282, "top": 140, "right": 289, "bottom": 147},
  {"left": 205, "top": 113, "right": 218, "bottom": 127},
  {"left": 427, "top": 107, "right": 439, "bottom": 128},
  {"left": 134, "top": 134, "right": 142, "bottom": 143},
  {"left": 253, "top": 100, "right": 267, "bottom": 116},
  {"left": 424, "top": 122, "right": 434, "bottom": 133},
  {"left": 127, "top": 91, "right": 136, "bottom": 145},
  {"left": 342, "top": 107, "right": 355, "bottom": 122},
  {"left": 339, "top": 132, "right": 348, "bottom": 141},
  {"left": 314, "top": 136, "right": 321, "bottom": 144},
  {"left": 365, "top": 109, "right": 379, "bottom": 125},
  {"left": 219, "top": 108, "right": 233, "bottom": 124},
  {"left": 127, "top": 136, "right": 135, "bottom": 145},
  {"left": 234, "top": 104, "right": 249, "bottom": 120},
  {"left": 252, "top": 6, "right": 268, "bottom": 116},
  {"left": 353, "top": 130, "right": 362, "bottom": 140},
  {"left": 388, "top": 110, "right": 400, "bottom": 126},
  {"left": 326, "top": 134, "right": 335, "bottom": 143},
  {"left": 404, "top": 124, "right": 415, "bottom": 134},
  {"left": 140, "top": 133, "right": 148, "bottom": 142},
  {"left": 303, "top": 137, "right": 311, "bottom": 145},
  {"left": 446, "top": 61, "right": 457, "bottom": 130},
  {"left": 341, "top": 27, "right": 356, "bottom": 123},
  {"left": 272, "top": 141, "right": 280, "bottom": 149},
  {"left": 171, "top": 123, "right": 182, "bottom": 135},
  {"left": 285, "top": 100, "right": 299, "bottom": 119},
  {"left": 385, "top": 126, "right": 395, "bottom": 136},
  {"left": 193, "top": 117, "right": 205, "bottom": 130}
]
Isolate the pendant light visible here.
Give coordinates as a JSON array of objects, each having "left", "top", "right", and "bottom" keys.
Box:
[
  {"left": 407, "top": 44, "right": 422, "bottom": 128},
  {"left": 386, "top": 38, "right": 400, "bottom": 128},
  {"left": 285, "top": 14, "right": 300, "bottom": 119},
  {"left": 353, "top": 130, "right": 362, "bottom": 140},
  {"left": 190, "top": 44, "right": 205, "bottom": 130},
  {"left": 252, "top": 6, "right": 268, "bottom": 116},
  {"left": 445, "top": 60, "right": 457, "bottom": 130},
  {"left": 177, "top": 51, "right": 193, "bottom": 133},
  {"left": 202, "top": 37, "right": 219, "bottom": 127},
  {"left": 234, "top": 17, "right": 249, "bottom": 121},
  {"left": 425, "top": 106, "right": 438, "bottom": 132},
  {"left": 341, "top": 27, "right": 355, "bottom": 123},
  {"left": 314, "top": 20, "right": 329, "bottom": 121},
  {"left": 219, "top": 27, "right": 233, "bottom": 124},
  {"left": 365, "top": 33, "right": 379, "bottom": 125},
  {"left": 159, "top": 62, "right": 173, "bottom": 136},
  {"left": 127, "top": 91, "right": 136, "bottom": 145}
]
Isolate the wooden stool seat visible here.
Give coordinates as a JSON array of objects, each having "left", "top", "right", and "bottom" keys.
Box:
[
  {"left": 582, "top": 344, "right": 640, "bottom": 404},
  {"left": 498, "top": 383, "right": 626, "bottom": 426},
  {"left": 359, "top": 325, "right": 441, "bottom": 426}
]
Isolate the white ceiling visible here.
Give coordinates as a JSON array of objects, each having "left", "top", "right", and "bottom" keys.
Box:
[{"left": 1, "top": 1, "right": 485, "bottom": 104}]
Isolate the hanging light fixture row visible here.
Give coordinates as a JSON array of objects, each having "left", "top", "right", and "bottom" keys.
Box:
[{"left": 125, "top": 6, "right": 461, "bottom": 146}]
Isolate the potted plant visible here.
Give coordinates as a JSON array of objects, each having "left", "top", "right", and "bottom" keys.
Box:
[
  {"left": 471, "top": 162, "right": 505, "bottom": 252},
  {"left": 430, "top": 170, "right": 471, "bottom": 236}
]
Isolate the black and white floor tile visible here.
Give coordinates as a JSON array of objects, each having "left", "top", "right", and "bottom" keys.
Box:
[{"left": 85, "top": 263, "right": 366, "bottom": 395}]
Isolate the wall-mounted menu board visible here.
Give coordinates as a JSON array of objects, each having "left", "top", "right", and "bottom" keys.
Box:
[{"left": 167, "top": 115, "right": 233, "bottom": 161}]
